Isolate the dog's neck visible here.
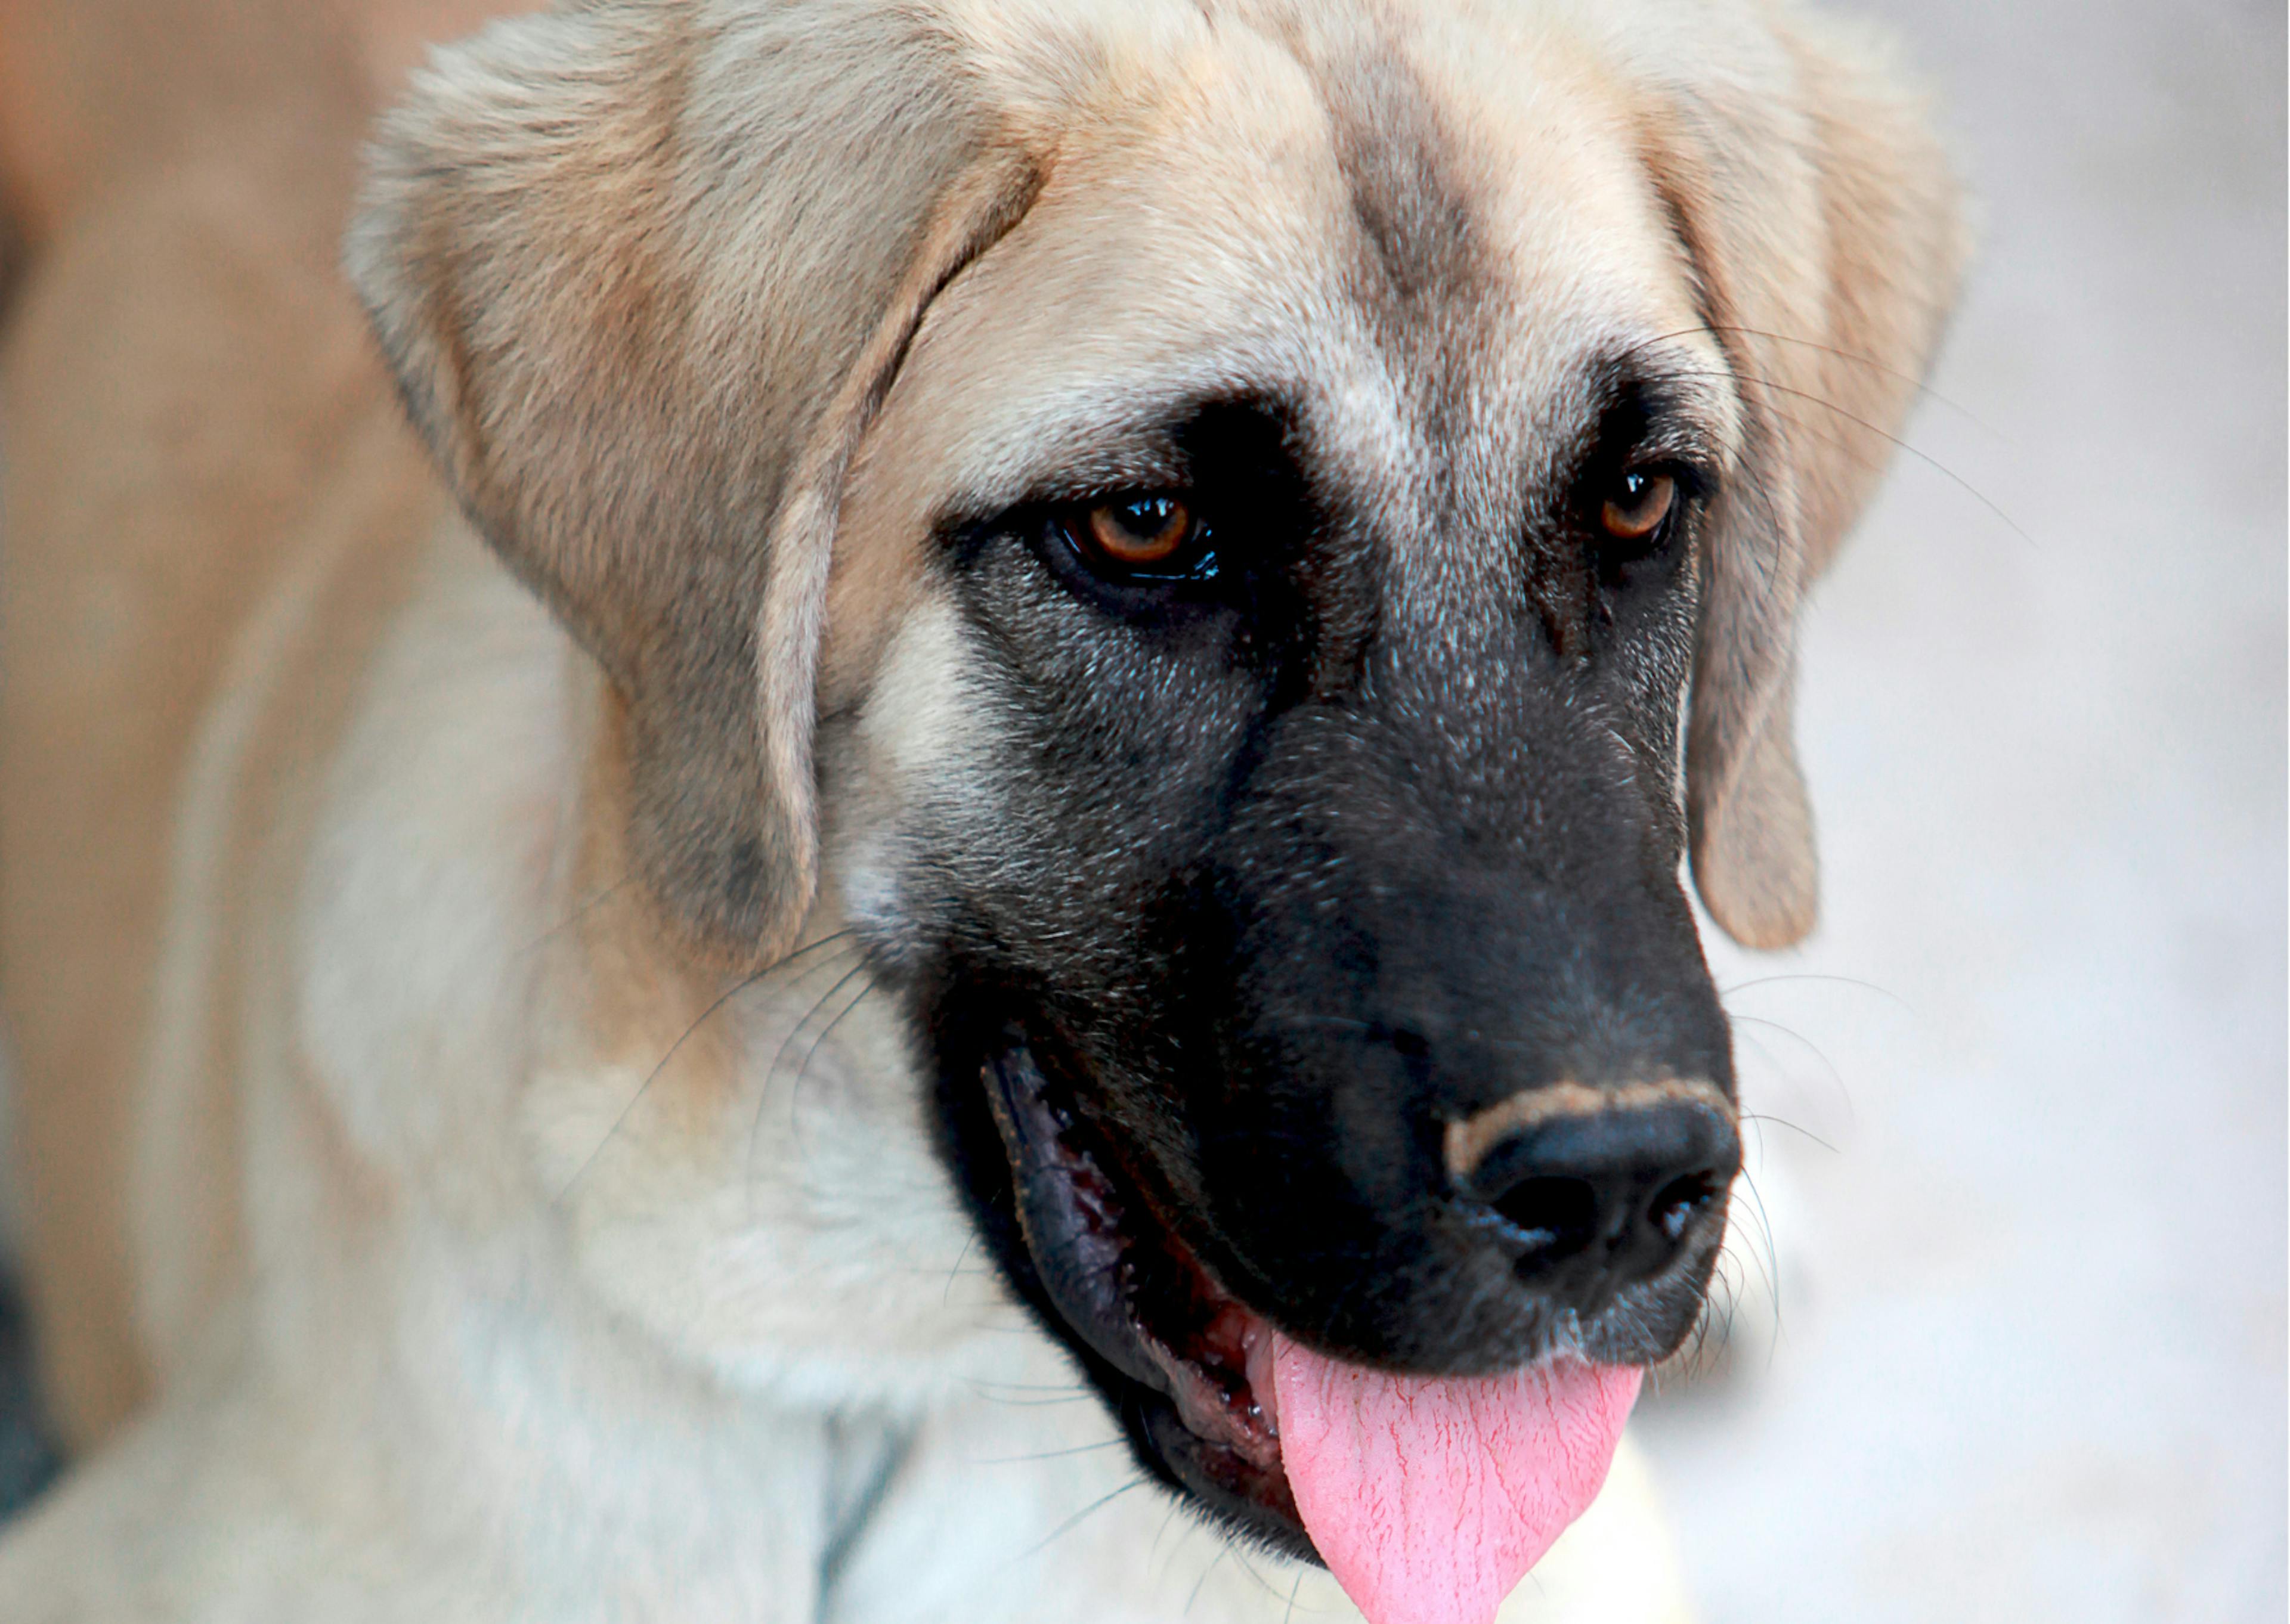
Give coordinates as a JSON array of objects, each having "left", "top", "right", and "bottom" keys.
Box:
[
  {"left": 531, "top": 684, "right": 766, "bottom": 1108},
  {"left": 504, "top": 652, "right": 1017, "bottom": 1405},
  {"left": 247, "top": 547, "right": 1054, "bottom": 1601}
]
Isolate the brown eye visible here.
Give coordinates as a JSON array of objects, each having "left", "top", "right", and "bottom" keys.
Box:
[
  {"left": 1599, "top": 469, "right": 1676, "bottom": 545},
  {"left": 1082, "top": 496, "right": 1196, "bottom": 571}
]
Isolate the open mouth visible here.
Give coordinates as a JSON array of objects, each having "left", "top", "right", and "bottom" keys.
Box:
[
  {"left": 982, "top": 1041, "right": 1308, "bottom": 1551},
  {"left": 970, "top": 1031, "right": 1658, "bottom": 1624}
]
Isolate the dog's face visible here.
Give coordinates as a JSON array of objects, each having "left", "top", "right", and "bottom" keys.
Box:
[
  {"left": 822, "top": 58, "right": 1747, "bottom": 1540},
  {"left": 353, "top": 0, "right": 1960, "bottom": 1560}
]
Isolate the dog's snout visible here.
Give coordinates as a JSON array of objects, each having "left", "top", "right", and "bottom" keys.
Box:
[{"left": 1447, "top": 1081, "right": 1741, "bottom": 1308}]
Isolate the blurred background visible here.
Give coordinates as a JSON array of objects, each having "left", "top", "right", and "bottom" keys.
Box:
[
  {"left": 0, "top": 0, "right": 2280, "bottom": 1620},
  {"left": 1629, "top": 0, "right": 2286, "bottom": 1619}
]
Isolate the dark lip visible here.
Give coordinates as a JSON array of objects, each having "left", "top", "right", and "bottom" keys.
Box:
[
  {"left": 964, "top": 1029, "right": 1721, "bottom": 1560},
  {"left": 980, "top": 1043, "right": 1316, "bottom": 1559}
]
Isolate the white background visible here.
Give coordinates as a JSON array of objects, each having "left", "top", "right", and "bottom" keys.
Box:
[{"left": 1631, "top": 1, "right": 2286, "bottom": 1619}]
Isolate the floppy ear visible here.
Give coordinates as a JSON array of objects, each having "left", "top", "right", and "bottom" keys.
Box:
[
  {"left": 1642, "top": 15, "right": 1965, "bottom": 949},
  {"left": 346, "top": 1, "right": 1039, "bottom": 962}
]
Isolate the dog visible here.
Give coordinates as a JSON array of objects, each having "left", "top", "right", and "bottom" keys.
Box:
[{"left": 0, "top": 1, "right": 1961, "bottom": 1617}]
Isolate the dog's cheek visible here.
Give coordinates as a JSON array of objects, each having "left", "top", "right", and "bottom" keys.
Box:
[
  {"left": 849, "top": 545, "right": 1264, "bottom": 988},
  {"left": 1607, "top": 581, "right": 1700, "bottom": 862},
  {"left": 947, "top": 558, "right": 1264, "bottom": 944},
  {"left": 830, "top": 594, "right": 1016, "bottom": 969}
]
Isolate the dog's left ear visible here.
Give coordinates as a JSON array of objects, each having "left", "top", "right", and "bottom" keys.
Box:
[
  {"left": 345, "top": 4, "right": 1041, "bottom": 963},
  {"left": 1641, "top": 15, "right": 1966, "bottom": 949}
]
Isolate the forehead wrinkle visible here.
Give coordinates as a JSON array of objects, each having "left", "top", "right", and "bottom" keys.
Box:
[
  {"left": 1317, "top": 51, "right": 1482, "bottom": 308},
  {"left": 1233, "top": 19, "right": 1574, "bottom": 635},
  {"left": 1295, "top": 20, "right": 1711, "bottom": 509}
]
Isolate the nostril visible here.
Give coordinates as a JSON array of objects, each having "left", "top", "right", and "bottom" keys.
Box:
[
  {"left": 1649, "top": 1170, "right": 1720, "bottom": 1242},
  {"left": 1490, "top": 1176, "right": 1599, "bottom": 1256},
  {"left": 1449, "top": 1085, "right": 1741, "bottom": 1301}
]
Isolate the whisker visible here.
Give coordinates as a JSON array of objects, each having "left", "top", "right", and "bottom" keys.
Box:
[
  {"left": 942, "top": 1232, "right": 982, "bottom": 1308},
  {"left": 756, "top": 953, "right": 874, "bottom": 1098},
  {"left": 1694, "top": 1263, "right": 1737, "bottom": 1378},
  {"left": 512, "top": 875, "right": 636, "bottom": 963},
  {"left": 1713, "top": 1264, "right": 1740, "bottom": 1374},
  {"left": 556, "top": 966, "right": 767, "bottom": 1201},
  {"left": 745, "top": 956, "right": 877, "bottom": 1194},
  {"left": 1014, "top": 1475, "right": 1151, "bottom": 1563},
  {"left": 787, "top": 977, "right": 883, "bottom": 1163},
  {"left": 552, "top": 929, "right": 865, "bottom": 1202},
  {"left": 964, "top": 1382, "right": 1095, "bottom": 1409},
  {"left": 1720, "top": 970, "right": 1915, "bottom": 1016},
  {"left": 1725, "top": 1013, "right": 1859, "bottom": 1133},
  {"left": 1737, "top": 1109, "right": 1838, "bottom": 1155},
  {"left": 973, "top": 1438, "right": 1128, "bottom": 1467},
  {"left": 1621, "top": 322, "right": 2004, "bottom": 439},
  {"left": 1727, "top": 1011, "right": 1843, "bottom": 1083},
  {"left": 1184, "top": 1546, "right": 1230, "bottom": 1616},
  {"left": 1641, "top": 359, "right": 2033, "bottom": 551},
  {"left": 1728, "top": 1166, "right": 1784, "bottom": 1360},
  {"left": 1148, "top": 1497, "right": 1187, "bottom": 1568},
  {"left": 1228, "top": 1549, "right": 1293, "bottom": 1603},
  {"left": 1726, "top": 1020, "right": 1794, "bottom": 1098}
]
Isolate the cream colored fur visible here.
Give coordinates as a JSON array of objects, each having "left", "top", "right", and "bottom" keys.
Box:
[{"left": 0, "top": 1, "right": 1960, "bottom": 1618}]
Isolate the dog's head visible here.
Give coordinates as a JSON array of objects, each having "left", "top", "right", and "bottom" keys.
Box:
[{"left": 352, "top": 0, "right": 1959, "bottom": 1562}]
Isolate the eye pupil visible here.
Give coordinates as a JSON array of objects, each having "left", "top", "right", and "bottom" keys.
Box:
[{"left": 1113, "top": 498, "right": 1172, "bottom": 539}]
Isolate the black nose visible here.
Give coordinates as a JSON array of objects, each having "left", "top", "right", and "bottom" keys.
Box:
[{"left": 1447, "top": 1083, "right": 1741, "bottom": 1313}]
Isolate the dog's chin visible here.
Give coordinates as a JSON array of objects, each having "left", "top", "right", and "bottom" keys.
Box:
[{"left": 977, "top": 1043, "right": 1317, "bottom": 1560}]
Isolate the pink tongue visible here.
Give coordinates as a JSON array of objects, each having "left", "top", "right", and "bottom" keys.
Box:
[{"left": 1269, "top": 1334, "right": 1642, "bottom": 1624}]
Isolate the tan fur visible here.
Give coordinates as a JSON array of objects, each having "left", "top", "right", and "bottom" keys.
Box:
[
  {"left": 1444, "top": 1080, "right": 1738, "bottom": 1188},
  {"left": 1627, "top": 4, "right": 1967, "bottom": 947},
  {"left": 0, "top": 1, "right": 1958, "bottom": 1617}
]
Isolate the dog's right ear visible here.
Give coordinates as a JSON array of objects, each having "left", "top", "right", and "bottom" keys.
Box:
[
  {"left": 1638, "top": 14, "right": 1965, "bottom": 950},
  {"left": 346, "top": 2, "right": 1039, "bottom": 963}
]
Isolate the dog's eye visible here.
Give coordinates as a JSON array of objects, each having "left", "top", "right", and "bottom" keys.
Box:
[
  {"left": 1069, "top": 496, "right": 1211, "bottom": 579},
  {"left": 1598, "top": 469, "right": 1676, "bottom": 547}
]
